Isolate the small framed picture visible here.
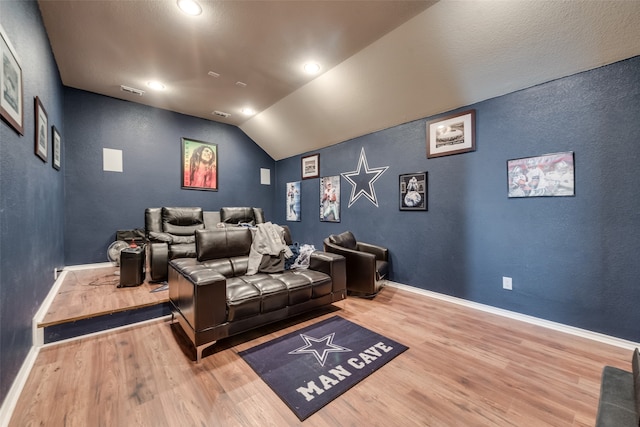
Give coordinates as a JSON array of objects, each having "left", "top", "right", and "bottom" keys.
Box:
[
  {"left": 399, "top": 172, "right": 428, "bottom": 211},
  {"left": 508, "top": 152, "right": 575, "bottom": 198},
  {"left": 181, "top": 137, "right": 218, "bottom": 191},
  {"left": 52, "top": 126, "right": 61, "bottom": 170},
  {"left": 427, "top": 109, "right": 476, "bottom": 158},
  {"left": 286, "top": 181, "right": 301, "bottom": 221},
  {"left": 0, "top": 25, "right": 24, "bottom": 135},
  {"left": 320, "top": 175, "right": 340, "bottom": 222},
  {"left": 301, "top": 153, "right": 320, "bottom": 179},
  {"left": 34, "top": 97, "right": 48, "bottom": 162}
]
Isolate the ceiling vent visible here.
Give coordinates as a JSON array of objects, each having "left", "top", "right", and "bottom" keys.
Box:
[
  {"left": 212, "top": 110, "right": 231, "bottom": 118},
  {"left": 120, "top": 85, "right": 145, "bottom": 96}
]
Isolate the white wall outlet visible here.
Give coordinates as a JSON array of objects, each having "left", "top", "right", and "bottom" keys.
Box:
[{"left": 502, "top": 276, "right": 513, "bottom": 290}]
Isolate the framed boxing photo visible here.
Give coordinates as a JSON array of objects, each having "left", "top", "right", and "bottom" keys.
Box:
[
  {"left": 427, "top": 109, "right": 475, "bottom": 158},
  {"left": 301, "top": 153, "right": 319, "bottom": 179},
  {"left": 399, "top": 172, "right": 427, "bottom": 211}
]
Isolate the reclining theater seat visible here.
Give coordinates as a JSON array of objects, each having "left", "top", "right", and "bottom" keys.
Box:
[
  {"left": 323, "top": 230, "right": 389, "bottom": 297},
  {"left": 168, "top": 225, "right": 347, "bottom": 362},
  {"left": 145, "top": 207, "right": 205, "bottom": 282},
  {"left": 220, "top": 206, "right": 265, "bottom": 226}
]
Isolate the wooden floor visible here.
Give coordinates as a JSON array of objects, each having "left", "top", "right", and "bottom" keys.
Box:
[
  {"left": 12, "top": 282, "right": 635, "bottom": 426},
  {"left": 39, "top": 265, "right": 168, "bottom": 328}
]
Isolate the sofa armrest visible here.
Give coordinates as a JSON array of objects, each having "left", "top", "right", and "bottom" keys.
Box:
[
  {"left": 169, "top": 261, "right": 228, "bottom": 334},
  {"left": 149, "top": 242, "right": 169, "bottom": 282},
  {"left": 356, "top": 242, "right": 388, "bottom": 261},
  {"left": 309, "top": 251, "right": 346, "bottom": 294}
]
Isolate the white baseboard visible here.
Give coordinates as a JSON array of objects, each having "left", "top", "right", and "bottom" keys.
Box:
[
  {"left": 0, "top": 346, "right": 39, "bottom": 427},
  {"left": 384, "top": 280, "right": 640, "bottom": 350}
]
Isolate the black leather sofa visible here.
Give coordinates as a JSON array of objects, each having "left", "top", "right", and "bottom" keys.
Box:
[
  {"left": 145, "top": 206, "right": 265, "bottom": 282},
  {"left": 168, "top": 225, "right": 347, "bottom": 362}
]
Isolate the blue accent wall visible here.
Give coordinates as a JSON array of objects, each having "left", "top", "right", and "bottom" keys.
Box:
[
  {"left": 0, "top": 0, "right": 65, "bottom": 403},
  {"left": 63, "top": 88, "right": 276, "bottom": 264},
  {"left": 275, "top": 56, "right": 640, "bottom": 343}
]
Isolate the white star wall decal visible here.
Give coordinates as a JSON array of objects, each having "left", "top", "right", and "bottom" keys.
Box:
[
  {"left": 341, "top": 147, "right": 389, "bottom": 208},
  {"left": 288, "top": 332, "right": 351, "bottom": 366}
]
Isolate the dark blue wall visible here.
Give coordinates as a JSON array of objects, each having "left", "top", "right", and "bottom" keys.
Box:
[
  {"left": 275, "top": 56, "right": 640, "bottom": 343},
  {"left": 63, "top": 88, "right": 276, "bottom": 264},
  {"left": 0, "top": 0, "right": 65, "bottom": 403}
]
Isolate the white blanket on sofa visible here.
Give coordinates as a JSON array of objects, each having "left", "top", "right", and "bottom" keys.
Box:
[{"left": 247, "top": 222, "right": 293, "bottom": 275}]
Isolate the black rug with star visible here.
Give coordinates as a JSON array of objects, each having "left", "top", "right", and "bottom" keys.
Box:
[{"left": 238, "top": 315, "right": 409, "bottom": 421}]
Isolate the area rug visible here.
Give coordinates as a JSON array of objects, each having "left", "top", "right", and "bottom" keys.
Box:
[{"left": 238, "top": 315, "right": 408, "bottom": 420}]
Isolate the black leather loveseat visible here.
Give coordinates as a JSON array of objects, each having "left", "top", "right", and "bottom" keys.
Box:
[{"left": 168, "top": 225, "right": 347, "bottom": 362}]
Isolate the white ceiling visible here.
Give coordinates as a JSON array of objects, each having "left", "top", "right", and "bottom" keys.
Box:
[{"left": 38, "top": 1, "right": 640, "bottom": 160}]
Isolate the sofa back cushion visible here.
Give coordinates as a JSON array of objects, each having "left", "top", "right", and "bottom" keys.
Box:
[
  {"left": 220, "top": 207, "right": 264, "bottom": 225},
  {"left": 196, "top": 228, "right": 252, "bottom": 262},
  {"left": 162, "top": 207, "right": 204, "bottom": 236},
  {"left": 329, "top": 231, "right": 357, "bottom": 250}
]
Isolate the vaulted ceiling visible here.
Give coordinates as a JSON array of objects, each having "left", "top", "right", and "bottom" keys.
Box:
[{"left": 38, "top": 1, "right": 640, "bottom": 160}]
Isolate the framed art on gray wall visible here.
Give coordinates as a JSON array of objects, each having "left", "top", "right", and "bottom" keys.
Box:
[
  {"left": 34, "top": 97, "right": 48, "bottom": 162},
  {"left": 507, "top": 151, "right": 575, "bottom": 198},
  {"left": 181, "top": 137, "right": 218, "bottom": 191},
  {"left": 427, "top": 109, "right": 476, "bottom": 158},
  {"left": 320, "top": 175, "right": 340, "bottom": 222},
  {"left": 399, "top": 172, "right": 427, "bottom": 211},
  {"left": 0, "top": 25, "right": 24, "bottom": 135}
]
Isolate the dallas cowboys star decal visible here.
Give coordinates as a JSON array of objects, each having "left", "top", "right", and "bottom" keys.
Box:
[
  {"left": 341, "top": 147, "right": 389, "bottom": 208},
  {"left": 288, "top": 332, "right": 351, "bottom": 366}
]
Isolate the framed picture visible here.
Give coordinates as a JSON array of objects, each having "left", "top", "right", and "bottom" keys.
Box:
[
  {"left": 286, "top": 181, "right": 301, "bottom": 221},
  {"left": 320, "top": 175, "right": 340, "bottom": 222},
  {"left": 34, "top": 97, "right": 48, "bottom": 162},
  {"left": 181, "top": 137, "right": 218, "bottom": 191},
  {"left": 507, "top": 151, "right": 575, "bottom": 198},
  {"left": 427, "top": 109, "right": 476, "bottom": 158},
  {"left": 301, "top": 153, "right": 320, "bottom": 179},
  {"left": 52, "top": 125, "right": 61, "bottom": 170},
  {"left": 399, "top": 172, "right": 428, "bottom": 211},
  {"left": 0, "top": 25, "right": 24, "bottom": 135}
]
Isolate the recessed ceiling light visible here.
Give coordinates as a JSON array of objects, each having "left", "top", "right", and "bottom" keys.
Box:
[
  {"left": 242, "top": 108, "right": 256, "bottom": 116},
  {"left": 177, "top": 0, "right": 202, "bottom": 16},
  {"left": 146, "top": 81, "right": 165, "bottom": 91},
  {"left": 303, "top": 62, "right": 321, "bottom": 75}
]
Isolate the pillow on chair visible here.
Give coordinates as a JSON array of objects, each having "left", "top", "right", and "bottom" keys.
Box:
[{"left": 329, "top": 231, "right": 357, "bottom": 250}]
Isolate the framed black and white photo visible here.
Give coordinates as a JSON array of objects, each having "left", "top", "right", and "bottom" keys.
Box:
[
  {"left": 301, "top": 153, "right": 320, "bottom": 179},
  {"left": 52, "top": 126, "right": 61, "bottom": 170},
  {"left": 34, "top": 97, "right": 48, "bottom": 162},
  {"left": 427, "top": 109, "right": 475, "bottom": 158},
  {"left": 399, "top": 172, "right": 427, "bottom": 211},
  {"left": 0, "top": 25, "right": 24, "bottom": 135},
  {"left": 507, "top": 151, "right": 575, "bottom": 198}
]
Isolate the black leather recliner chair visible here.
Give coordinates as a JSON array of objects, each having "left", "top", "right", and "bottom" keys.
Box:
[{"left": 323, "top": 231, "right": 389, "bottom": 297}]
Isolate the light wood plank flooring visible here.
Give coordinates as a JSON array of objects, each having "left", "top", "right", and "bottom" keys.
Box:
[
  {"left": 40, "top": 266, "right": 168, "bottom": 328},
  {"left": 12, "top": 285, "right": 634, "bottom": 426}
]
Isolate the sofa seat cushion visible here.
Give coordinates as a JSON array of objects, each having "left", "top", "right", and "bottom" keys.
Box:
[
  {"left": 226, "top": 278, "right": 262, "bottom": 321},
  {"left": 243, "top": 274, "right": 289, "bottom": 313},
  {"left": 292, "top": 270, "right": 333, "bottom": 298}
]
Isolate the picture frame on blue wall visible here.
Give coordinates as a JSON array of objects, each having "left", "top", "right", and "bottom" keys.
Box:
[
  {"left": 52, "top": 126, "right": 61, "bottom": 170},
  {"left": 507, "top": 151, "right": 575, "bottom": 198},
  {"left": 399, "top": 172, "right": 427, "bottom": 211},
  {"left": 427, "top": 109, "right": 475, "bottom": 158},
  {"left": 286, "top": 181, "right": 301, "bottom": 221},
  {"left": 301, "top": 153, "right": 320, "bottom": 179},
  {"left": 34, "top": 97, "right": 48, "bottom": 162},
  {"left": 320, "top": 175, "right": 340, "bottom": 222},
  {"left": 181, "top": 137, "right": 218, "bottom": 191},
  {"left": 0, "top": 25, "right": 24, "bottom": 135}
]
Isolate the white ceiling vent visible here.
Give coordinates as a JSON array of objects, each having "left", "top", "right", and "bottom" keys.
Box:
[
  {"left": 120, "top": 85, "right": 145, "bottom": 96},
  {"left": 212, "top": 110, "right": 231, "bottom": 118}
]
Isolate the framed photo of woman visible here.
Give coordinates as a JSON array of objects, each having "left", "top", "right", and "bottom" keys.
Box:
[{"left": 181, "top": 137, "right": 218, "bottom": 191}]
